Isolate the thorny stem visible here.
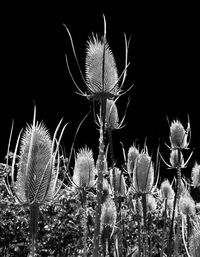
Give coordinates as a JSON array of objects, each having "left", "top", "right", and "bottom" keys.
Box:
[
  {"left": 92, "top": 98, "right": 107, "bottom": 257},
  {"left": 168, "top": 149, "right": 182, "bottom": 257},
  {"left": 161, "top": 199, "right": 167, "bottom": 256},
  {"left": 142, "top": 194, "right": 148, "bottom": 257}
]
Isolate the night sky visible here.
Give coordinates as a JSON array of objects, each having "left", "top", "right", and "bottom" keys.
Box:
[{"left": 1, "top": 4, "right": 199, "bottom": 180}]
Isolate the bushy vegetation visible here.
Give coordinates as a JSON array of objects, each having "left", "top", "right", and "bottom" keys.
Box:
[{"left": 0, "top": 15, "right": 200, "bottom": 257}]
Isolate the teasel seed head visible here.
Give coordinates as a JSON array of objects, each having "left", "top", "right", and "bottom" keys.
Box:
[
  {"left": 170, "top": 120, "right": 190, "bottom": 149},
  {"left": 132, "top": 148, "right": 154, "bottom": 194},
  {"left": 160, "top": 179, "right": 174, "bottom": 200},
  {"left": 73, "top": 147, "right": 95, "bottom": 188},
  {"left": 15, "top": 121, "right": 55, "bottom": 204},
  {"left": 179, "top": 192, "right": 196, "bottom": 216},
  {"left": 127, "top": 145, "right": 139, "bottom": 176},
  {"left": 110, "top": 167, "right": 127, "bottom": 196},
  {"left": 105, "top": 99, "right": 119, "bottom": 130},
  {"left": 85, "top": 34, "right": 118, "bottom": 100},
  {"left": 100, "top": 197, "right": 117, "bottom": 240},
  {"left": 191, "top": 162, "right": 200, "bottom": 188},
  {"left": 169, "top": 149, "right": 184, "bottom": 169}
]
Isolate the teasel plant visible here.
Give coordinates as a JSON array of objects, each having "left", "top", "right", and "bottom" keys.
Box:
[
  {"left": 160, "top": 179, "right": 175, "bottom": 256},
  {"left": 4, "top": 106, "right": 67, "bottom": 257},
  {"left": 64, "top": 15, "right": 132, "bottom": 256},
  {"left": 188, "top": 215, "right": 200, "bottom": 257},
  {"left": 160, "top": 118, "right": 193, "bottom": 256},
  {"left": 179, "top": 189, "right": 196, "bottom": 256},
  {"left": 71, "top": 147, "right": 96, "bottom": 257},
  {"left": 130, "top": 145, "right": 159, "bottom": 257}
]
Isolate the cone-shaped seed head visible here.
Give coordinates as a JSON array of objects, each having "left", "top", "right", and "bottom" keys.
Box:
[
  {"left": 85, "top": 35, "right": 118, "bottom": 97},
  {"left": 127, "top": 145, "right": 139, "bottom": 176},
  {"left": 73, "top": 147, "right": 95, "bottom": 188},
  {"left": 170, "top": 120, "right": 188, "bottom": 149},
  {"left": 133, "top": 149, "right": 154, "bottom": 194},
  {"left": 110, "top": 167, "right": 127, "bottom": 196},
  {"left": 170, "top": 149, "right": 184, "bottom": 168},
  {"left": 179, "top": 192, "right": 196, "bottom": 216},
  {"left": 160, "top": 179, "right": 174, "bottom": 200},
  {"left": 191, "top": 163, "right": 200, "bottom": 188},
  {"left": 16, "top": 122, "right": 53, "bottom": 204},
  {"left": 105, "top": 99, "right": 119, "bottom": 130},
  {"left": 100, "top": 197, "right": 117, "bottom": 231}
]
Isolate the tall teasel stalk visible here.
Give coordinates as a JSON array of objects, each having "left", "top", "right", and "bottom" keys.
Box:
[
  {"left": 72, "top": 147, "right": 95, "bottom": 256},
  {"left": 131, "top": 146, "right": 155, "bottom": 257},
  {"left": 160, "top": 179, "right": 175, "bottom": 256},
  {"left": 65, "top": 15, "right": 131, "bottom": 256},
  {"left": 6, "top": 107, "right": 66, "bottom": 256},
  {"left": 162, "top": 119, "right": 192, "bottom": 257}
]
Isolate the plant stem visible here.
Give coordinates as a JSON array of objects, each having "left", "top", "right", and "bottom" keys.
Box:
[
  {"left": 29, "top": 202, "right": 39, "bottom": 257},
  {"left": 142, "top": 193, "right": 148, "bottom": 257},
  {"left": 161, "top": 199, "right": 167, "bottom": 256},
  {"left": 92, "top": 98, "right": 107, "bottom": 257},
  {"left": 136, "top": 196, "right": 142, "bottom": 257}
]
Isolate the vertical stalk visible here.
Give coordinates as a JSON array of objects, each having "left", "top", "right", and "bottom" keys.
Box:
[
  {"left": 168, "top": 149, "right": 182, "bottom": 257},
  {"left": 142, "top": 193, "right": 148, "bottom": 256},
  {"left": 29, "top": 203, "right": 39, "bottom": 257},
  {"left": 82, "top": 188, "right": 88, "bottom": 257},
  {"left": 136, "top": 196, "right": 142, "bottom": 257},
  {"left": 92, "top": 98, "right": 107, "bottom": 257},
  {"left": 161, "top": 199, "right": 167, "bottom": 256}
]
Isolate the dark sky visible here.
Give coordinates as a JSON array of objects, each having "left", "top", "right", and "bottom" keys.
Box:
[{"left": 0, "top": 4, "right": 199, "bottom": 178}]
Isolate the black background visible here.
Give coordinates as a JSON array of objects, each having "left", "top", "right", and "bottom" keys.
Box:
[{"left": 0, "top": 4, "right": 199, "bottom": 180}]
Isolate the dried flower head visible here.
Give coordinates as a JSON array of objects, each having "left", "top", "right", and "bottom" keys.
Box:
[
  {"left": 15, "top": 122, "right": 53, "bottom": 204},
  {"left": 73, "top": 147, "right": 95, "bottom": 188},
  {"left": 179, "top": 193, "right": 196, "bottom": 216},
  {"left": 127, "top": 145, "right": 139, "bottom": 176},
  {"left": 160, "top": 179, "right": 174, "bottom": 200},
  {"left": 170, "top": 149, "right": 184, "bottom": 169},
  {"left": 100, "top": 198, "right": 117, "bottom": 241},
  {"left": 85, "top": 35, "right": 118, "bottom": 100},
  {"left": 170, "top": 120, "right": 190, "bottom": 149},
  {"left": 110, "top": 167, "right": 127, "bottom": 196},
  {"left": 191, "top": 163, "right": 200, "bottom": 188},
  {"left": 132, "top": 148, "right": 154, "bottom": 194},
  {"left": 105, "top": 99, "right": 119, "bottom": 130},
  {"left": 96, "top": 154, "right": 108, "bottom": 175}
]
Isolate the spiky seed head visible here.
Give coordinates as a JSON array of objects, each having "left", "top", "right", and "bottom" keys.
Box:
[
  {"left": 170, "top": 120, "right": 189, "bottom": 149},
  {"left": 85, "top": 35, "right": 118, "bottom": 100},
  {"left": 105, "top": 99, "right": 119, "bottom": 130},
  {"left": 127, "top": 145, "right": 139, "bottom": 176},
  {"left": 191, "top": 163, "right": 200, "bottom": 188},
  {"left": 73, "top": 147, "right": 95, "bottom": 188},
  {"left": 189, "top": 216, "right": 200, "bottom": 256},
  {"left": 146, "top": 193, "right": 157, "bottom": 213},
  {"left": 110, "top": 167, "right": 127, "bottom": 196},
  {"left": 100, "top": 198, "right": 117, "bottom": 241},
  {"left": 179, "top": 193, "right": 196, "bottom": 216},
  {"left": 160, "top": 179, "right": 174, "bottom": 200},
  {"left": 133, "top": 148, "right": 154, "bottom": 194},
  {"left": 170, "top": 149, "right": 184, "bottom": 169},
  {"left": 15, "top": 122, "right": 53, "bottom": 204}
]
